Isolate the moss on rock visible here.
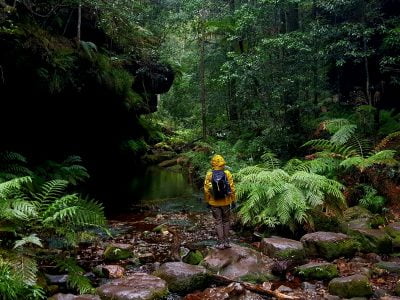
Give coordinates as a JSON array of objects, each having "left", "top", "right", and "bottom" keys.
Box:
[
  {"left": 295, "top": 262, "right": 339, "bottom": 280},
  {"left": 103, "top": 245, "right": 133, "bottom": 261},
  {"left": 328, "top": 274, "right": 373, "bottom": 298}
]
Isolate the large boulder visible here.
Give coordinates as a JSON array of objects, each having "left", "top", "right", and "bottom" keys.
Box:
[
  {"left": 348, "top": 227, "right": 392, "bottom": 254},
  {"left": 328, "top": 274, "right": 373, "bottom": 298},
  {"left": 48, "top": 294, "right": 100, "bottom": 300},
  {"left": 375, "top": 261, "right": 400, "bottom": 274},
  {"left": 260, "top": 236, "right": 305, "bottom": 261},
  {"left": 300, "top": 232, "right": 358, "bottom": 260},
  {"left": 385, "top": 222, "right": 400, "bottom": 248},
  {"left": 201, "top": 244, "right": 274, "bottom": 280},
  {"left": 295, "top": 262, "right": 339, "bottom": 280},
  {"left": 97, "top": 273, "right": 168, "bottom": 300},
  {"left": 153, "top": 262, "right": 210, "bottom": 294}
]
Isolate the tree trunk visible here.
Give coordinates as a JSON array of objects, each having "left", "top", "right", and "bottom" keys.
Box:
[
  {"left": 77, "top": 1, "right": 81, "bottom": 45},
  {"left": 199, "top": 25, "right": 207, "bottom": 140}
]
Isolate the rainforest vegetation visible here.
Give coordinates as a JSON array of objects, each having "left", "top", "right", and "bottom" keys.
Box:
[{"left": 1, "top": 0, "right": 400, "bottom": 299}]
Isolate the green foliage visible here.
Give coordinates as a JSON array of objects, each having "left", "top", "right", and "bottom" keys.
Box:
[
  {"left": 236, "top": 165, "right": 345, "bottom": 231},
  {"left": 358, "top": 184, "right": 386, "bottom": 213},
  {"left": 56, "top": 257, "right": 94, "bottom": 294}
]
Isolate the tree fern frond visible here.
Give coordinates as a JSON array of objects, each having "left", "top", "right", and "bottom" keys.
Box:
[
  {"left": 330, "top": 124, "right": 357, "bottom": 145},
  {"left": 62, "top": 156, "right": 83, "bottom": 165},
  {"left": 0, "top": 152, "right": 27, "bottom": 164},
  {"left": 11, "top": 200, "right": 38, "bottom": 220},
  {"left": 324, "top": 118, "right": 352, "bottom": 134},
  {"left": 14, "top": 234, "right": 43, "bottom": 249},
  {"left": 346, "top": 136, "right": 372, "bottom": 157},
  {"left": 10, "top": 255, "right": 38, "bottom": 286},
  {"left": 56, "top": 258, "right": 94, "bottom": 294},
  {"left": 259, "top": 152, "right": 281, "bottom": 170}
]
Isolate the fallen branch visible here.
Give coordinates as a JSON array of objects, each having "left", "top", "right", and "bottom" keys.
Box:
[{"left": 211, "top": 274, "right": 300, "bottom": 300}]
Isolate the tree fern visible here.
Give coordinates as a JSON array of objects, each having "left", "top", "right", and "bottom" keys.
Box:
[
  {"left": 236, "top": 167, "right": 345, "bottom": 230},
  {"left": 33, "top": 180, "right": 69, "bottom": 204},
  {"left": 375, "top": 131, "right": 400, "bottom": 152},
  {"left": 259, "top": 152, "right": 281, "bottom": 170}
]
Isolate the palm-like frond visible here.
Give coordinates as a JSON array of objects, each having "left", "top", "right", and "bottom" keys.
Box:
[
  {"left": 259, "top": 152, "right": 281, "bottom": 170},
  {"left": 340, "top": 150, "right": 398, "bottom": 171},
  {"left": 33, "top": 180, "right": 69, "bottom": 204},
  {"left": 324, "top": 118, "right": 352, "bottom": 134}
]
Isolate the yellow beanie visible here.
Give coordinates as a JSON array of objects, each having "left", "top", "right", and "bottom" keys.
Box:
[{"left": 211, "top": 154, "right": 226, "bottom": 169}]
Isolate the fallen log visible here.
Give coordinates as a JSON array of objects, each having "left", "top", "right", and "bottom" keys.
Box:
[{"left": 211, "top": 274, "right": 300, "bottom": 300}]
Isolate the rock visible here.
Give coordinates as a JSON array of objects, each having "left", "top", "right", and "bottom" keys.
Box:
[
  {"left": 343, "top": 206, "right": 373, "bottom": 221},
  {"left": 295, "top": 262, "right": 339, "bottom": 280},
  {"left": 381, "top": 296, "right": 400, "bottom": 300},
  {"left": 184, "top": 283, "right": 265, "bottom": 300},
  {"left": 182, "top": 250, "right": 204, "bottom": 265},
  {"left": 45, "top": 274, "right": 68, "bottom": 284},
  {"left": 375, "top": 261, "right": 400, "bottom": 274},
  {"left": 385, "top": 222, "right": 400, "bottom": 248},
  {"left": 201, "top": 244, "right": 274, "bottom": 280},
  {"left": 153, "top": 261, "right": 210, "bottom": 294},
  {"left": 260, "top": 236, "right": 305, "bottom": 261},
  {"left": 142, "top": 151, "right": 177, "bottom": 164},
  {"left": 328, "top": 274, "right": 373, "bottom": 298},
  {"left": 301, "top": 282, "right": 316, "bottom": 290},
  {"left": 93, "top": 265, "right": 125, "bottom": 278},
  {"left": 97, "top": 273, "right": 168, "bottom": 300},
  {"left": 300, "top": 232, "right": 358, "bottom": 260},
  {"left": 348, "top": 227, "right": 392, "bottom": 254},
  {"left": 138, "top": 253, "right": 155, "bottom": 264},
  {"left": 158, "top": 159, "right": 177, "bottom": 168},
  {"left": 276, "top": 285, "right": 293, "bottom": 292},
  {"left": 152, "top": 224, "right": 168, "bottom": 233},
  {"left": 103, "top": 244, "right": 133, "bottom": 261},
  {"left": 325, "top": 295, "right": 340, "bottom": 300},
  {"left": 48, "top": 294, "right": 100, "bottom": 300}
]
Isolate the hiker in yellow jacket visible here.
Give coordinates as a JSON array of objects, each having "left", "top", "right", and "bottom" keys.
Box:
[{"left": 204, "top": 154, "right": 235, "bottom": 249}]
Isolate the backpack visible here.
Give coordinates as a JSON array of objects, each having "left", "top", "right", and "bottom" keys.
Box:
[{"left": 211, "top": 170, "right": 231, "bottom": 200}]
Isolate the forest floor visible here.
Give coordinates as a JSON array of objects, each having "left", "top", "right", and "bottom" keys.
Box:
[{"left": 72, "top": 203, "right": 400, "bottom": 299}]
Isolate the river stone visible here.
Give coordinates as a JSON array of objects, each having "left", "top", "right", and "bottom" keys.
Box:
[
  {"left": 48, "top": 294, "right": 100, "bottom": 300},
  {"left": 97, "top": 273, "right": 168, "bottom": 300},
  {"left": 104, "top": 244, "right": 133, "bottom": 261},
  {"left": 348, "top": 227, "right": 392, "bottom": 254},
  {"left": 94, "top": 265, "right": 125, "bottom": 278},
  {"left": 295, "top": 262, "right": 339, "bottom": 280},
  {"left": 375, "top": 261, "right": 400, "bottom": 274},
  {"left": 381, "top": 297, "right": 400, "bottom": 300},
  {"left": 261, "top": 236, "right": 305, "bottom": 261},
  {"left": 153, "top": 261, "right": 210, "bottom": 294},
  {"left": 201, "top": 244, "right": 274, "bottom": 280},
  {"left": 184, "top": 283, "right": 265, "bottom": 300},
  {"left": 45, "top": 274, "right": 69, "bottom": 284},
  {"left": 182, "top": 250, "right": 203, "bottom": 265},
  {"left": 328, "top": 274, "right": 373, "bottom": 298},
  {"left": 300, "top": 232, "right": 358, "bottom": 260},
  {"left": 343, "top": 206, "right": 373, "bottom": 221},
  {"left": 385, "top": 222, "right": 400, "bottom": 248}
]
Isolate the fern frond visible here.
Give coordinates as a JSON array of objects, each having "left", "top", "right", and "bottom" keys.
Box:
[
  {"left": 9, "top": 255, "right": 38, "bottom": 286},
  {"left": 324, "top": 118, "right": 352, "bottom": 134},
  {"left": 259, "top": 152, "right": 281, "bottom": 170},
  {"left": 62, "top": 156, "right": 83, "bottom": 165},
  {"left": 0, "top": 177, "right": 32, "bottom": 199},
  {"left": 14, "top": 234, "right": 43, "bottom": 249},
  {"left": 330, "top": 124, "right": 357, "bottom": 145},
  {"left": 33, "top": 180, "right": 69, "bottom": 204},
  {"left": 56, "top": 258, "right": 94, "bottom": 294},
  {"left": 0, "top": 152, "right": 27, "bottom": 164}
]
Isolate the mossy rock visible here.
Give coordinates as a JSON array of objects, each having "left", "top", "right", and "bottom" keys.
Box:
[
  {"left": 261, "top": 236, "right": 305, "bottom": 261},
  {"left": 239, "top": 272, "right": 278, "bottom": 284},
  {"left": 295, "top": 262, "right": 339, "bottom": 280},
  {"left": 300, "top": 232, "right": 358, "bottom": 261},
  {"left": 153, "top": 262, "right": 211, "bottom": 294},
  {"left": 104, "top": 245, "right": 133, "bottom": 261},
  {"left": 328, "top": 274, "right": 373, "bottom": 298},
  {"left": 182, "top": 250, "right": 203, "bottom": 265},
  {"left": 385, "top": 223, "right": 400, "bottom": 248},
  {"left": 343, "top": 206, "right": 373, "bottom": 222},
  {"left": 348, "top": 228, "right": 392, "bottom": 254},
  {"left": 375, "top": 261, "right": 400, "bottom": 274}
]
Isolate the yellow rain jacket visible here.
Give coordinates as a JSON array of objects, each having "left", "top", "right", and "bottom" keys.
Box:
[{"left": 204, "top": 154, "right": 235, "bottom": 207}]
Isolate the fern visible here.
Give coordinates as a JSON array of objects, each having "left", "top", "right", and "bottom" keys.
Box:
[
  {"left": 259, "top": 152, "right": 281, "bottom": 170},
  {"left": 330, "top": 124, "right": 357, "bottom": 145},
  {"left": 33, "top": 180, "right": 69, "bottom": 204},
  {"left": 236, "top": 167, "right": 345, "bottom": 230},
  {"left": 56, "top": 258, "right": 94, "bottom": 294},
  {"left": 13, "top": 234, "right": 43, "bottom": 249},
  {"left": 375, "top": 131, "right": 400, "bottom": 152}
]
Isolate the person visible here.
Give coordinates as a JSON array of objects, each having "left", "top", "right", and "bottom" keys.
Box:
[{"left": 204, "top": 154, "right": 235, "bottom": 249}]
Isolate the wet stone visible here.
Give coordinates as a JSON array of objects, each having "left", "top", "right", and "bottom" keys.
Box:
[
  {"left": 348, "top": 227, "right": 392, "bottom": 254},
  {"left": 48, "top": 294, "right": 100, "bottom": 300},
  {"left": 375, "top": 261, "right": 400, "bottom": 274},
  {"left": 328, "top": 274, "right": 373, "bottom": 298},
  {"left": 295, "top": 262, "right": 339, "bottom": 280},
  {"left": 261, "top": 236, "right": 305, "bottom": 261},
  {"left": 97, "top": 273, "right": 168, "bottom": 300},
  {"left": 201, "top": 244, "right": 274, "bottom": 280},
  {"left": 300, "top": 231, "right": 358, "bottom": 260},
  {"left": 153, "top": 261, "right": 210, "bottom": 294}
]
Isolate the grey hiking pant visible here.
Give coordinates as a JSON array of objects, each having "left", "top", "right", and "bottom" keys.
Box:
[{"left": 211, "top": 205, "right": 230, "bottom": 242}]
